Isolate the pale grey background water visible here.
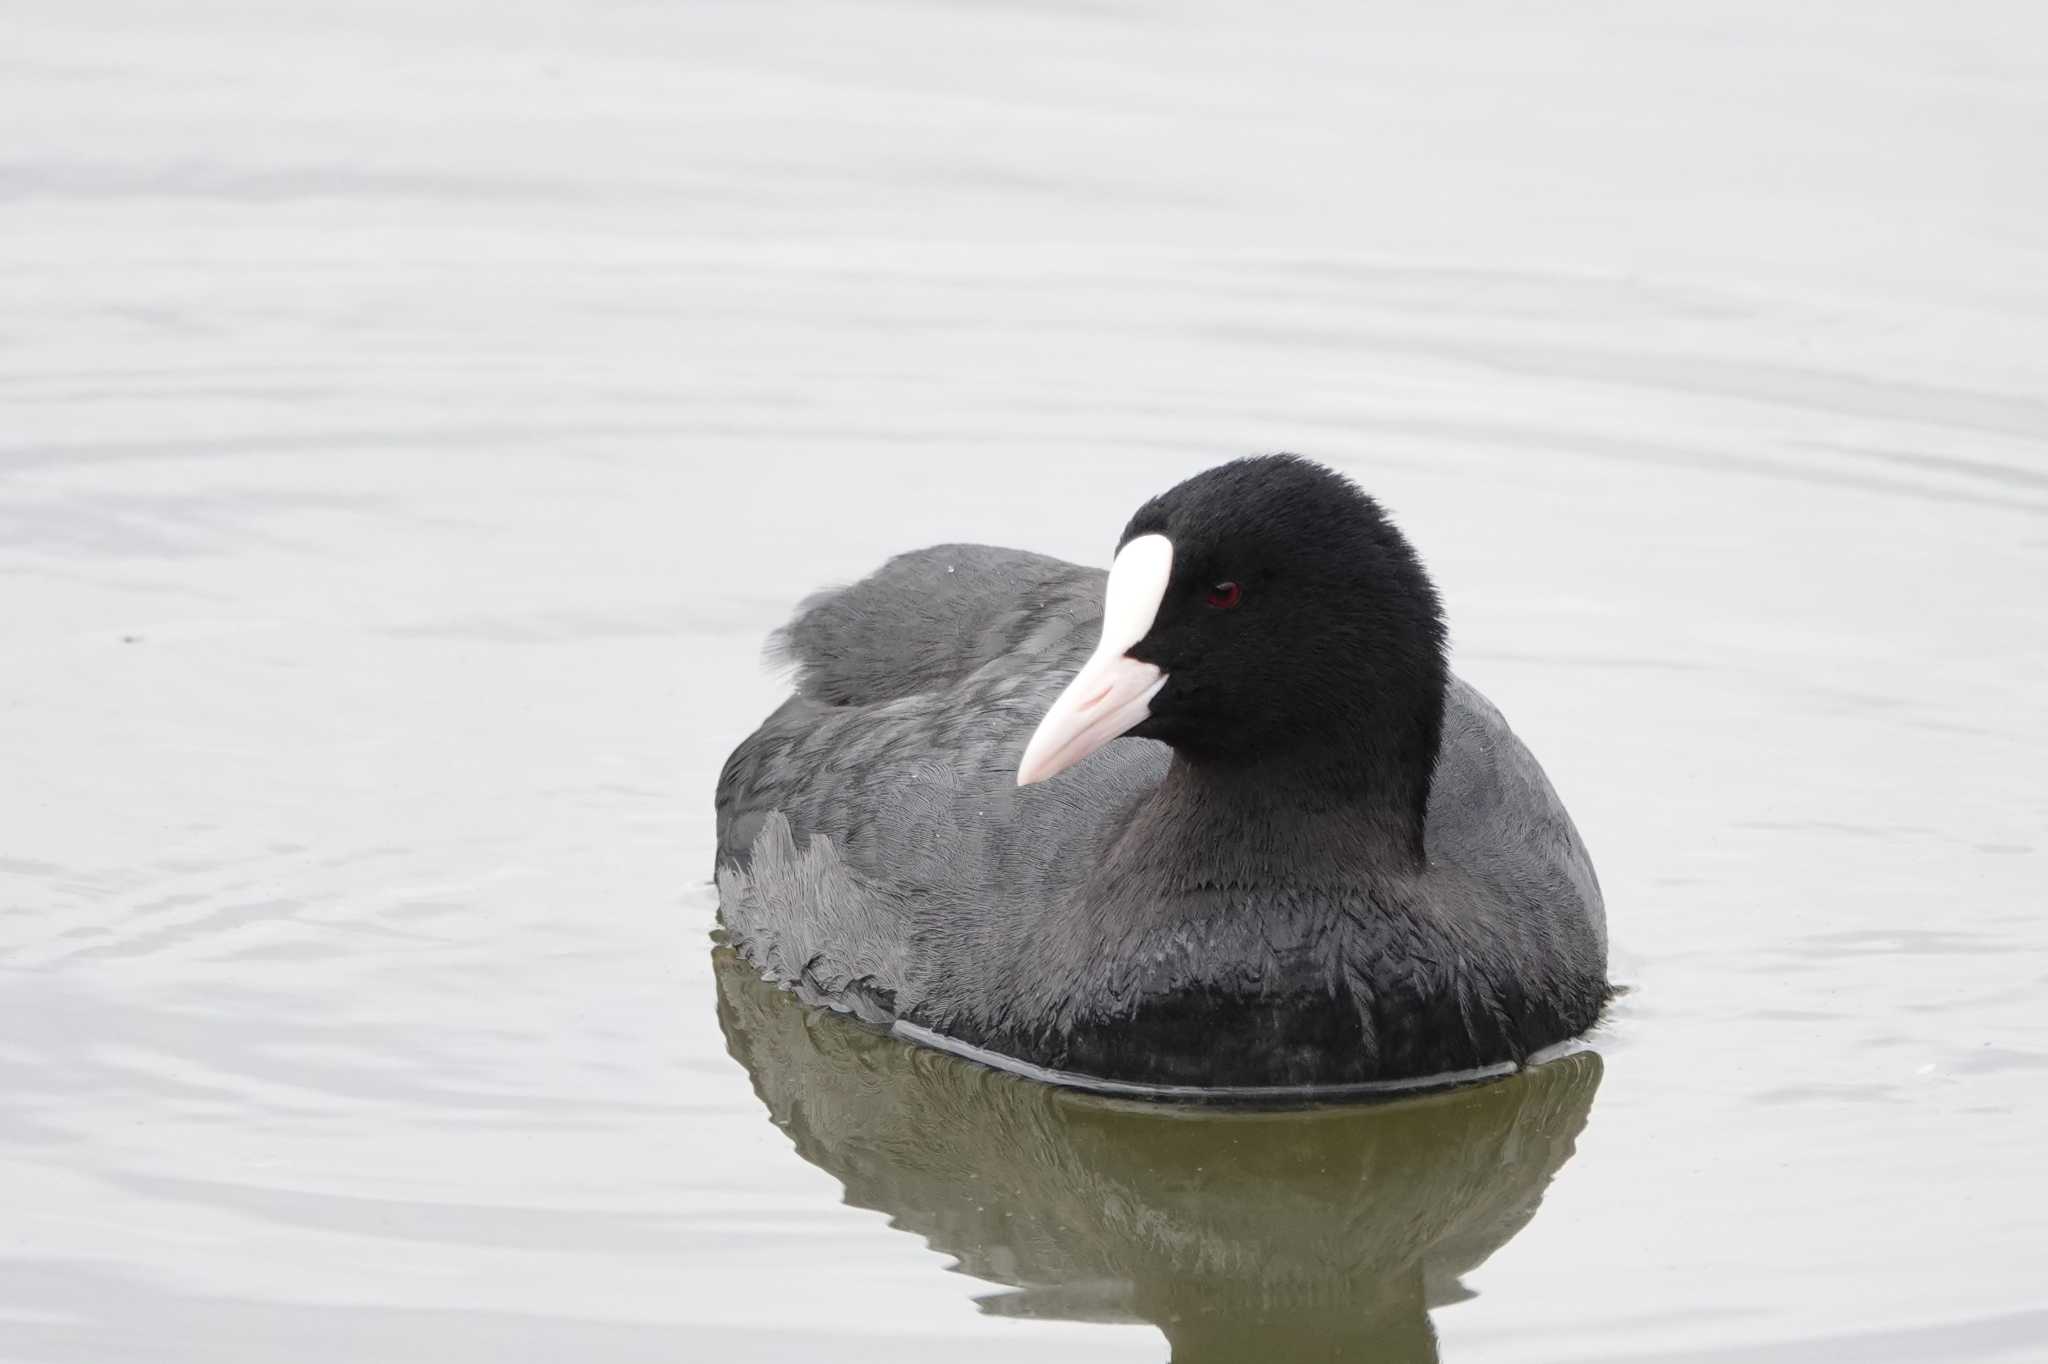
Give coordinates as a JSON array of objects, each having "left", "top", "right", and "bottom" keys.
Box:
[{"left": 4, "top": 1, "right": 2046, "bottom": 1360}]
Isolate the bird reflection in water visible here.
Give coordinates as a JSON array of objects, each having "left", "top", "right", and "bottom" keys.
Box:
[{"left": 715, "top": 949, "right": 1603, "bottom": 1363}]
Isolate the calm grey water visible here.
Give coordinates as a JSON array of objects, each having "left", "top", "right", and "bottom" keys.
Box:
[{"left": 4, "top": 2, "right": 2046, "bottom": 1360}]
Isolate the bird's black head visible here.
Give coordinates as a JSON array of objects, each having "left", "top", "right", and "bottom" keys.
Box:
[{"left": 1018, "top": 455, "right": 1448, "bottom": 854}]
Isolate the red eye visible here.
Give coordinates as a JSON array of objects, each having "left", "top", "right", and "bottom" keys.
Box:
[{"left": 1204, "top": 581, "right": 1242, "bottom": 610}]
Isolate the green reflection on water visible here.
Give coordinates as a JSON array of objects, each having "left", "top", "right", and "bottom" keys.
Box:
[{"left": 714, "top": 949, "right": 1603, "bottom": 1363}]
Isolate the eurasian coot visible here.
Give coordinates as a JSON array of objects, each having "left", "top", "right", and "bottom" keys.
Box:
[{"left": 715, "top": 455, "right": 1608, "bottom": 1094}]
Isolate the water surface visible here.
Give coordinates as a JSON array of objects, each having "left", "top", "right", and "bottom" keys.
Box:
[{"left": 3, "top": 1, "right": 2046, "bottom": 1360}]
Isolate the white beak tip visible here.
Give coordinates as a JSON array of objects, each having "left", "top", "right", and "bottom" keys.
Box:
[{"left": 1013, "top": 658, "right": 1165, "bottom": 788}]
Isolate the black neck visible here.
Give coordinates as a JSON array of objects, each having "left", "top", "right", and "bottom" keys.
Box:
[
  {"left": 1160, "top": 676, "right": 1444, "bottom": 869},
  {"left": 1114, "top": 741, "right": 1433, "bottom": 897}
]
